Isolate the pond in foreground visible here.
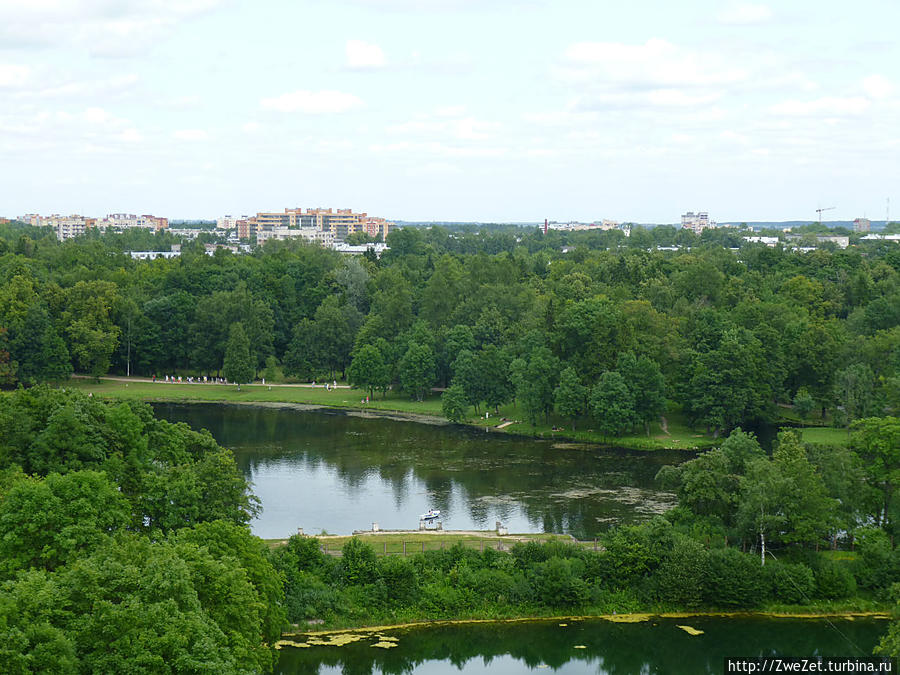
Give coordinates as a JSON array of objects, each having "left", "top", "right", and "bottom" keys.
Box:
[
  {"left": 154, "top": 403, "right": 685, "bottom": 540},
  {"left": 275, "top": 617, "right": 889, "bottom": 674}
]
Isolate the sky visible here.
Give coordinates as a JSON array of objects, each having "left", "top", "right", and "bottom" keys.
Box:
[{"left": 1, "top": 0, "right": 898, "bottom": 223}]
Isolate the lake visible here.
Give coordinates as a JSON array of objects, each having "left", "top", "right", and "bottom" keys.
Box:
[
  {"left": 153, "top": 403, "right": 684, "bottom": 540},
  {"left": 274, "top": 616, "right": 890, "bottom": 674}
]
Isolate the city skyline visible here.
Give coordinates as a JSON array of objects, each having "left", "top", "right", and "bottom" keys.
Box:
[{"left": 1, "top": 0, "right": 898, "bottom": 223}]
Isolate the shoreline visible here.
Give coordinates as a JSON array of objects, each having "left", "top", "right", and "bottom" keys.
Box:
[
  {"left": 280, "top": 611, "right": 894, "bottom": 640},
  {"left": 69, "top": 377, "right": 702, "bottom": 452}
]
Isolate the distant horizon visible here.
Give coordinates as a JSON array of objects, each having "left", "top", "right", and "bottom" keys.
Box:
[{"left": 1, "top": 1, "right": 898, "bottom": 222}]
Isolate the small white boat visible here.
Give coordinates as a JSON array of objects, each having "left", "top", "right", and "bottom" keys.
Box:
[{"left": 420, "top": 509, "right": 441, "bottom": 521}]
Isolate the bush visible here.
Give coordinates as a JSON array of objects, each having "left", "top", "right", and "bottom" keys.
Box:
[
  {"left": 814, "top": 561, "right": 857, "bottom": 599},
  {"left": 337, "top": 538, "right": 379, "bottom": 586},
  {"left": 377, "top": 555, "right": 418, "bottom": 604},
  {"left": 853, "top": 528, "right": 897, "bottom": 590},
  {"left": 703, "top": 548, "right": 767, "bottom": 608},
  {"left": 765, "top": 560, "right": 816, "bottom": 605},
  {"left": 529, "top": 556, "right": 588, "bottom": 607},
  {"left": 283, "top": 571, "right": 347, "bottom": 622},
  {"left": 651, "top": 538, "right": 708, "bottom": 608}
]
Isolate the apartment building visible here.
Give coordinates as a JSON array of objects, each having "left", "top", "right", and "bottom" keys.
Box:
[
  {"left": 42, "top": 214, "right": 96, "bottom": 240},
  {"left": 256, "top": 226, "right": 335, "bottom": 247},
  {"left": 97, "top": 213, "right": 168, "bottom": 231},
  {"left": 681, "top": 211, "right": 715, "bottom": 235},
  {"left": 243, "top": 207, "right": 392, "bottom": 243}
]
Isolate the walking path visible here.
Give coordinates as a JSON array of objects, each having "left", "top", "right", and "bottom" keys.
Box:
[{"left": 73, "top": 374, "right": 351, "bottom": 388}]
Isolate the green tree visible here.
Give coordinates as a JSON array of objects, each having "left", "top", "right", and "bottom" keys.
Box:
[
  {"left": 590, "top": 371, "right": 635, "bottom": 438},
  {"left": 617, "top": 352, "right": 666, "bottom": 435},
  {"left": 10, "top": 303, "right": 72, "bottom": 385},
  {"left": 554, "top": 366, "right": 587, "bottom": 430},
  {"left": 833, "top": 363, "right": 875, "bottom": 427},
  {"left": 223, "top": 323, "right": 254, "bottom": 390},
  {"left": 441, "top": 383, "right": 469, "bottom": 423},
  {"left": 511, "top": 346, "right": 558, "bottom": 425},
  {"left": 348, "top": 344, "right": 388, "bottom": 399},
  {"left": 793, "top": 387, "right": 815, "bottom": 419},
  {"left": 398, "top": 341, "right": 436, "bottom": 402},
  {"left": 851, "top": 416, "right": 900, "bottom": 531},
  {"left": 0, "top": 471, "right": 131, "bottom": 575}
]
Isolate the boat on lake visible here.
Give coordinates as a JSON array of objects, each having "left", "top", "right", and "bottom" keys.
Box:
[{"left": 420, "top": 509, "right": 441, "bottom": 521}]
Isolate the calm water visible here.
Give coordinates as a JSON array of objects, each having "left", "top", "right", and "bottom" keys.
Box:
[
  {"left": 153, "top": 403, "right": 683, "bottom": 540},
  {"left": 275, "top": 617, "right": 890, "bottom": 674}
]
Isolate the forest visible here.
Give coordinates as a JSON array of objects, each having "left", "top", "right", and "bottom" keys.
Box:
[{"left": 1, "top": 219, "right": 898, "bottom": 438}]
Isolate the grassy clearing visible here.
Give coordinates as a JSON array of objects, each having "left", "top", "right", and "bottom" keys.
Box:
[
  {"left": 799, "top": 426, "right": 850, "bottom": 446},
  {"left": 69, "top": 377, "right": 715, "bottom": 451},
  {"left": 474, "top": 404, "right": 715, "bottom": 452},
  {"left": 264, "top": 531, "right": 584, "bottom": 556},
  {"left": 67, "top": 378, "right": 446, "bottom": 415}
]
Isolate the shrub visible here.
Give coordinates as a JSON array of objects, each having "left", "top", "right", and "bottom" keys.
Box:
[
  {"left": 814, "top": 561, "right": 857, "bottom": 599},
  {"left": 853, "top": 528, "right": 896, "bottom": 590},
  {"left": 703, "top": 548, "right": 767, "bottom": 608},
  {"left": 377, "top": 555, "right": 418, "bottom": 604},
  {"left": 337, "top": 538, "right": 379, "bottom": 586},
  {"left": 651, "top": 538, "right": 708, "bottom": 608},
  {"left": 765, "top": 560, "right": 815, "bottom": 605},
  {"left": 529, "top": 556, "right": 588, "bottom": 607}
]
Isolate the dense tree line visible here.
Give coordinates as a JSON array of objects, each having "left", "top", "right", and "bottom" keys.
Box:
[
  {"left": 2, "top": 219, "right": 899, "bottom": 436},
  {"left": 0, "top": 387, "right": 284, "bottom": 672}
]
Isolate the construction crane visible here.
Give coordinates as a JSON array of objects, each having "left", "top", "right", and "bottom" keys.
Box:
[{"left": 816, "top": 206, "right": 836, "bottom": 224}]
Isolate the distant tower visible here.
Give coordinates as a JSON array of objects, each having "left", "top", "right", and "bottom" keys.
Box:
[{"left": 544, "top": 218, "right": 548, "bottom": 235}]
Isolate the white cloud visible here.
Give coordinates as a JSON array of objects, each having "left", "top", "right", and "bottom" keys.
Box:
[
  {"left": 346, "top": 39, "right": 387, "bottom": 69},
  {"left": 0, "top": 0, "right": 226, "bottom": 56},
  {"left": 717, "top": 3, "right": 773, "bottom": 25},
  {"left": 173, "top": 129, "right": 209, "bottom": 141},
  {"left": 83, "top": 107, "right": 111, "bottom": 124},
  {"left": 260, "top": 90, "right": 363, "bottom": 114},
  {"left": 861, "top": 74, "right": 894, "bottom": 100},
  {"left": 115, "top": 128, "right": 143, "bottom": 143},
  {"left": 561, "top": 39, "right": 748, "bottom": 88},
  {"left": 770, "top": 96, "right": 871, "bottom": 117},
  {"left": 0, "top": 63, "right": 30, "bottom": 87},
  {"left": 242, "top": 121, "right": 261, "bottom": 133}
]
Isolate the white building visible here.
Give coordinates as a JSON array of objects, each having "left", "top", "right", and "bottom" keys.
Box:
[
  {"left": 743, "top": 236, "right": 780, "bottom": 247},
  {"left": 256, "top": 226, "right": 335, "bottom": 247},
  {"left": 332, "top": 242, "right": 389, "bottom": 257},
  {"left": 42, "top": 214, "right": 94, "bottom": 240}
]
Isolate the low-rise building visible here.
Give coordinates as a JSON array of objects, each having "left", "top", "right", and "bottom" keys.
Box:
[{"left": 853, "top": 217, "right": 871, "bottom": 233}]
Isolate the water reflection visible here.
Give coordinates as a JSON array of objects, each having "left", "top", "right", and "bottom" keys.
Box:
[
  {"left": 276, "top": 618, "right": 889, "bottom": 675},
  {"left": 153, "top": 403, "right": 683, "bottom": 539}
]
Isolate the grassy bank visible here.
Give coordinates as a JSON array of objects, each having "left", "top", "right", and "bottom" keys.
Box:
[
  {"left": 67, "top": 377, "right": 715, "bottom": 451},
  {"left": 265, "top": 531, "right": 582, "bottom": 556}
]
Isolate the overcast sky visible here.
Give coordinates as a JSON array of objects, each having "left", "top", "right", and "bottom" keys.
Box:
[{"left": 1, "top": 0, "right": 898, "bottom": 223}]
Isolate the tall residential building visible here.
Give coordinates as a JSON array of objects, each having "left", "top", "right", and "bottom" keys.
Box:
[
  {"left": 42, "top": 214, "right": 96, "bottom": 240},
  {"left": 681, "top": 211, "right": 715, "bottom": 235},
  {"left": 245, "top": 207, "right": 392, "bottom": 243},
  {"left": 853, "top": 217, "right": 871, "bottom": 233},
  {"left": 217, "top": 214, "right": 250, "bottom": 230},
  {"left": 95, "top": 213, "right": 168, "bottom": 231}
]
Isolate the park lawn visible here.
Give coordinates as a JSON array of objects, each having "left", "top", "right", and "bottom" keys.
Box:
[
  {"left": 264, "top": 531, "right": 577, "bottom": 556},
  {"left": 67, "top": 378, "right": 447, "bottom": 416},
  {"left": 68, "top": 377, "right": 712, "bottom": 450},
  {"left": 798, "top": 426, "right": 850, "bottom": 446},
  {"left": 477, "top": 404, "right": 715, "bottom": 452}
]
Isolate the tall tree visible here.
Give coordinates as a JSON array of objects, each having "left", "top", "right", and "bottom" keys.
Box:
[
  {"left": 347, "top": 344, "right": 388, "bottom": 399},
  {"left": 617, "top": 352, "right": 666, "bottom": 435},
  {"left": 223, "top": 323, "right": 254, "bottom": 390},
  {"left": 398, "top": 341, "right": 436, "bottom": 402},
  {"left": 590, "top": 371, "right": 635, "bottom": 438},
  {"left": 851, "top": 416, "right": 900, "bottom": 531},
  {"left": 554, "top": 366, "right": 588, "bottom": 430}
]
